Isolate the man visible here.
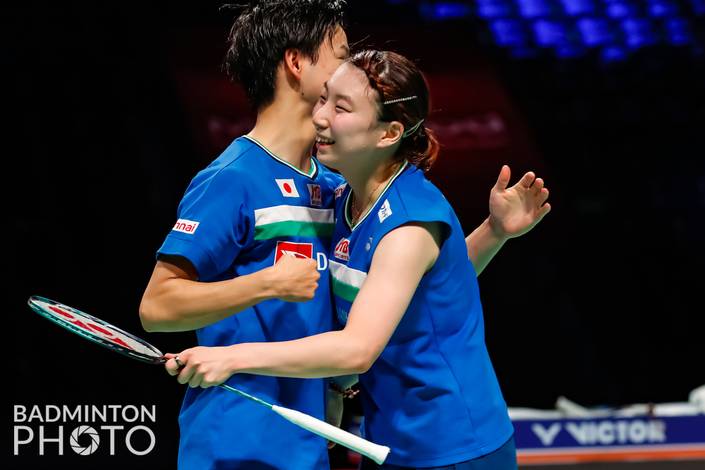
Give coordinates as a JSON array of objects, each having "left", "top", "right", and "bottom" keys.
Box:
[{"left": 141, "top": 2, "right": 349, "bottom": 468}]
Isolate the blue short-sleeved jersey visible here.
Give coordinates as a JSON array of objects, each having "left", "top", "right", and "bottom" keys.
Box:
[
  {"left": 157, "top": 136, "right": 343, "bottom": 470},
  {"left": 329, "top": 162, "right": 514, "bottom": 467}
]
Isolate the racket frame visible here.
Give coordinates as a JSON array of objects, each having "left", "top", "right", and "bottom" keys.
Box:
[{"left": 28, "top": 295, "right": 165, "bottom": 364}]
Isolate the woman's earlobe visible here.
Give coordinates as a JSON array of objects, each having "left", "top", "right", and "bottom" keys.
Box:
[
  {"left": 386, "top": 122, "right": 405, "bottom": 144},
  {"left": 376, "top": 121, "right": 404, "bottom": 150}
]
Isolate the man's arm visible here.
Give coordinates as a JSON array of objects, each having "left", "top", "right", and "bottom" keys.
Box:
[
  {"left": 164, "top": 222, "right": 442, "bottom": 386},
  {"left": 139, "top": 254, "right": 320, "bottom": 333},
  {"left": 466, "top": 165, "right": 551, "bottom": 275}
]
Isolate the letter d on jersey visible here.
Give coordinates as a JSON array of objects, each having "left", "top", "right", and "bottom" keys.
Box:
[{"left": 316, "top": 252, "right": 328, "bottom": 271}]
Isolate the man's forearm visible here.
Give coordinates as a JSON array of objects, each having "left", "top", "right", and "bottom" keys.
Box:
[{"left": 140, "top": 270, "right": 276, "bottom": 332}]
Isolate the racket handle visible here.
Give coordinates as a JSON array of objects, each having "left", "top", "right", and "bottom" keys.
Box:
[{"left": 272, "top": 405, "right": 390, "bottom": 465}]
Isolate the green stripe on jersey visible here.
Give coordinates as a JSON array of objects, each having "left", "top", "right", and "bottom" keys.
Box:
[
  {"left": 255, "top": 221, "right": 334, "bottom": 240},
  {"left": 330, "top": 260, "right": 368, "bottom": 303},
  {"left": 254, "top": 205, "right": 334, "bottom": 240},
  {"left": 331, "top": 278, "right": 360, "bottom": 303}
]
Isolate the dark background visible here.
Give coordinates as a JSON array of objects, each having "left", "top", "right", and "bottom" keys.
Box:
[{"left": 5, "top": 1, "right": 704, "bottom": 469}]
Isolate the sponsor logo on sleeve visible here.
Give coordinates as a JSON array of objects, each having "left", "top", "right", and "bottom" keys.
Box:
[
  {"left": 378, "top": 199, "right": 392, "bottom": 223},
  {"left": 274, "top": 241, "right": 313, "bottom": 264},
  {"left": 307, "top": 184, "right": 322, "bottom": 207},
  {"left": 334, "top": 238, "right": 350, "bottom": 261},
  {"left": 275, "top": 179, "right": 300, "bottom": 198},
  {"left": 172, "top": 219, "right": 199, "bottom": 235}
]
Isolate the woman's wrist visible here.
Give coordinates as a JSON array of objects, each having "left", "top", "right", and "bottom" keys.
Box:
[
  {"left": 226, "top": 344, "right": 246, "bottom": 375},
  {"left": 485, "top": 215, "right": 510, "bottom": 243}
]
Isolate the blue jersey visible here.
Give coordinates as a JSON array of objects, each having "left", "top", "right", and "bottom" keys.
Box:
[
  {"left": 329, "top": 162, "right": 514, "bottom": 467},
  {"left": 157, "top": 136, "right": 342, "bottom": 470}
]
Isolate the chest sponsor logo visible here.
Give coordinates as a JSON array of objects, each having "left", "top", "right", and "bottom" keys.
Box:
[
  {"left": 334, "top": 184, "right": 346, "bottom": 199},
  {"left": 307, "top": 184, "right": 322, "bottom": 207},
  {"left": 275, "top": 179, "right": 300, "bottom": 198},
  {"left": 378, "top": 199, "right": 392, "bottom": 223},
  {"left": 274, "top": 241, "right": 313, "bottom": 264},
  {"left": 172, "top": 219, "right": 199, "bottom": 235},
  {"left": 334, "top": 238, "right": 350, "bottom": 261}
]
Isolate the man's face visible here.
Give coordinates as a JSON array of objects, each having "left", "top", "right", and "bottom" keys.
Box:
[{"left": 300, "top": 25, "right": 350, "bottom": 107}]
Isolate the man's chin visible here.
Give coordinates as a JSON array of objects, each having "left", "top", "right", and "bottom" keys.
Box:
[{"left": 317, "top": 152, "right": 341, "bottom": 170}]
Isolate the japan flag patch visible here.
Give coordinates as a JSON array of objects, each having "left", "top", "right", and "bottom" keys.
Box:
[{"left": 275, "top": 179, "right": 300, "bottom": 198}]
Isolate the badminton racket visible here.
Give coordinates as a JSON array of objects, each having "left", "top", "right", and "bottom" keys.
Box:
[{"left": 27, "top": 295, "right": 390, "bottom": 464}]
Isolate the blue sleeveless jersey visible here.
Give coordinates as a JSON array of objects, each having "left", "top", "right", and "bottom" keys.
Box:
[
  {"left": 157, "top": 136, "right": 343, "bottom": 470},
  {"left": 329, "top": 162, "right": 514, "bottom": 467}
]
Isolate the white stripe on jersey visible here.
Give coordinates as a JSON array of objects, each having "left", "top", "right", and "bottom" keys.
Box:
[
  {"left": 254, "top": 205, "right": 334, "bottom": 226},
  {"left": 330, "top": 260, "right": 368, "bottom": 289}
]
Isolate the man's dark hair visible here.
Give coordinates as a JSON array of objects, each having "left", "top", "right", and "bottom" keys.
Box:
[{"left": 224, "top": 0, "right": 346, "bottom": 109}]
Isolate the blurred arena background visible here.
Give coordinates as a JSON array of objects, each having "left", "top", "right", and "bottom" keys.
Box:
[{"left": 6, "top": 1, "right": 704, "bottom": 469}]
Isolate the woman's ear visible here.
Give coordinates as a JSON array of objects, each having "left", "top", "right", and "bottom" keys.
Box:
[{"left": 377, "top": 121, "right": 404, "bottom": 149}]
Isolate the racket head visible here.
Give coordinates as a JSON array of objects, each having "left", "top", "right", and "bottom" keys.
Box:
[{"left": 28, "top": 295, "right": 165, "bottom": 365}]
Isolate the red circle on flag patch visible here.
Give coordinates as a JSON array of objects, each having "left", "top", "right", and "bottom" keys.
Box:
[{"left": 283, "top": 183, "right": 292, "bottom": 193}]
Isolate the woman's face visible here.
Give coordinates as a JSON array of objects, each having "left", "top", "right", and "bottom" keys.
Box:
[{"left": 312, "top": 62, "right": 389, "bottom": 172}]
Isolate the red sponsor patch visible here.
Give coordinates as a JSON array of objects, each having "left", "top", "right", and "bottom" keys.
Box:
[
  {"left": 334, "top": 238, "right": 350, "bottom": 261},
  {"left": 274, "top": 241, "right": 314, "bottom": 263},
  {"left": 173, "top": 219, "right": 199, "bottom": 235},
  {"left": 308, "top": 184, "right": 322, "bottom": 207}
]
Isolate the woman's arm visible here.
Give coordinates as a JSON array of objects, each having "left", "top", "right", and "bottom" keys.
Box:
[
  {"left": 466, "top": 165, "right": 551, "bottom": 275},
  {"left": 167, "top": 222, "right": 443, "bottom": 388}
]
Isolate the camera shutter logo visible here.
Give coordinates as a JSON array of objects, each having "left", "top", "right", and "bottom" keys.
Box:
[{"left": 70, "top": 425, "right": 100, "bottom": 455}]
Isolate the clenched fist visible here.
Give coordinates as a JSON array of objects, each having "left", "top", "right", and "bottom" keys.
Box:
[{"left": 266, "top": 254, "right": 320, "bottom": 302}]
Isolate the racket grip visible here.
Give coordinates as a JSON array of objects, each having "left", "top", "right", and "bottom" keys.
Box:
[{"left": 272, "top": 405, "right": 390, "bottom": 465}]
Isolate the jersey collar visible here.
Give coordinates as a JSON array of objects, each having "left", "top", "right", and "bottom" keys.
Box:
[
  {"left": 243, "top": 135, "right": 318, "bottom": 179},
  {"left": 344, "top": 161, "right": 409, "bottom": 231}
]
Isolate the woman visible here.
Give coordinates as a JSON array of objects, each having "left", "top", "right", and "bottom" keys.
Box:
[{"left": 166, "top": 50, "right": 550, "bottom": 469}]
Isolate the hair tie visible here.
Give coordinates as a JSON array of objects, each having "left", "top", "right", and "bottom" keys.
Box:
[{"left": 403, "top": 119, "right": 425, "bottom": 138}]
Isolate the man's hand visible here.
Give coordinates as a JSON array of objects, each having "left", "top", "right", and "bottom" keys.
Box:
[
  {"left": 265, "top": 254, "right": 320, "bottom": 302},
  {"left": 488, "top": 165, "right": 551, "bottom": 240}
]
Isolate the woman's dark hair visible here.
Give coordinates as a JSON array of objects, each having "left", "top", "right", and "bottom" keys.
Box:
[
  {"left": 349, "top": 50, "right": 440, "bottom": 172},
  {"left": 224, "top": 0, "right": 346, "bottom": 109}
]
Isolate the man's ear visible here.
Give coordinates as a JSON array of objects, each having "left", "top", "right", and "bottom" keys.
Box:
[
  {"left": 283, "top": 48, "right": 304, "bottom": 80},
  {"left": 377, "top": 121, "right": 404, "bottom": 149}
]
